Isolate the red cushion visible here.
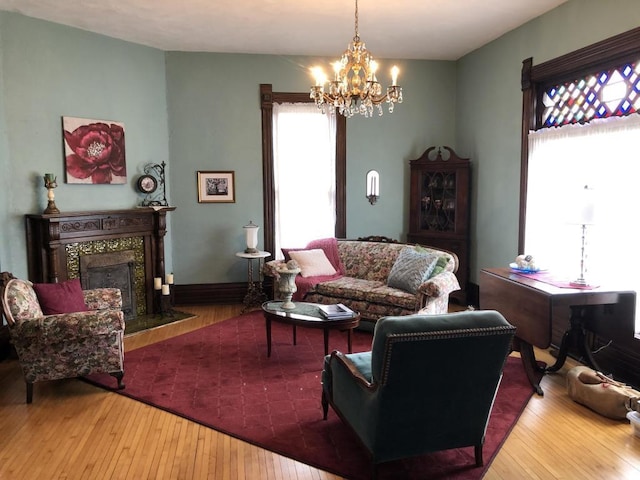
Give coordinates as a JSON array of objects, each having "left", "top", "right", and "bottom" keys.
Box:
[{"left": 32, "top": 278, "right": 89, "bottom": 315}]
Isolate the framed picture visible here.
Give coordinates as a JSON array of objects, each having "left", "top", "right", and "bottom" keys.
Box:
[
  {"left": 197, "top": 171, "right": 235, "bottom": 203},
  {"left": 62, "top": 116, "right": 127, "bottom": 184}
]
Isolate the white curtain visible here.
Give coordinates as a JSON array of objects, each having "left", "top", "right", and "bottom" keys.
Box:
[
  {"left": 526, "top": 113, "right": 640, "bottom": 328},
  {"left": 272, "top": 103, "right": 336, "bottom": 257}
]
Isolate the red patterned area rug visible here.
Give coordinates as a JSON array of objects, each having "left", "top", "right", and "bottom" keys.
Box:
[{"left": 85, "top": 311, "right": 537, "bottom": 480}]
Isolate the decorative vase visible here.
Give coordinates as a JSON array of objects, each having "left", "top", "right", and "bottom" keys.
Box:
[{"left": 278, "top": 268, "right": 300, "bottom": 309}]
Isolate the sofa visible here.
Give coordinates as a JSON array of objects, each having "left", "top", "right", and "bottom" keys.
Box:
[{"left": 265, "top": 237, "right": 460, "bottom": 325}]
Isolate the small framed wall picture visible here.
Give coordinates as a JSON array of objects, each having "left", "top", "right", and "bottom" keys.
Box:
[{"left": 197, "top": 171, "right": 235, "bottom": 203}]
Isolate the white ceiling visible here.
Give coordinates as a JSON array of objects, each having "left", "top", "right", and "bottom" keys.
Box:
[{"left": 0, "top": 0, "right": 568, "bottom": 60}]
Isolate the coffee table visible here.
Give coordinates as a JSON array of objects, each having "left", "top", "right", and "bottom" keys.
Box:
[{"left": 261, "top": 301, "right": 360, "bottom": 357}]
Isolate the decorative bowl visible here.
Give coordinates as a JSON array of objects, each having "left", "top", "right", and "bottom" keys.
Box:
[{"left": 509, "top": 262, "right": 542, "bottom": 273}]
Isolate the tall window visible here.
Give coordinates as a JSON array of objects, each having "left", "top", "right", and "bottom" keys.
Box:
[
  {"left": 260, "top": 85, "right": 346, "bottom": 259},
  {"left": 520, "top": 28, "right": 640, "bottom": 331},
  {"left": 272, "top": 103, "right": 337, "bottom": 256}
]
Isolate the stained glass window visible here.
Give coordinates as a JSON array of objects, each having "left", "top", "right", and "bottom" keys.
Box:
[{"left": 541, "top": 60, "right": 640, "bottom": 127}]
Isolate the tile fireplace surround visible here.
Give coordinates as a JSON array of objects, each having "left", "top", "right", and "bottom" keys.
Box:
[{"left": 25, "top": 207, "right": 175, "bottom": 316}]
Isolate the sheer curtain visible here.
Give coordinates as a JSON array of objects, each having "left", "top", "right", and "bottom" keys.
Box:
[
  {"left": 272, "top": 103, "right": 337, "bottom": 258},
  {"left": 526, "top": 114, "right": 640, "bottom": 329}
]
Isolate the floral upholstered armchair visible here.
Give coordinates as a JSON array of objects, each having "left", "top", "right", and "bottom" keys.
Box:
[{"left": 0, "top": 272, "right": 125, "bottom": 403}]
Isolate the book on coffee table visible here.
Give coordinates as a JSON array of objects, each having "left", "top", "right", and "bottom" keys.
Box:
[{"left": 318, "top": 303, "right": 356, "bottom": 319}]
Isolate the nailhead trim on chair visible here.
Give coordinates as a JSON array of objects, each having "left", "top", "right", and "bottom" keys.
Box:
[{"left": 380, "top": 325, "right": 516, "bottom": 385}]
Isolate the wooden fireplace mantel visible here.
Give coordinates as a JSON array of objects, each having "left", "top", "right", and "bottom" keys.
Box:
[{"left": 25, "top": 207, "right": 175, "bottom": 314}]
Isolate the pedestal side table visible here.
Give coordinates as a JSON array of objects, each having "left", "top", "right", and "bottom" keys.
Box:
[{"left": 236, "top": 251, "right": 271, "bottom": 312}]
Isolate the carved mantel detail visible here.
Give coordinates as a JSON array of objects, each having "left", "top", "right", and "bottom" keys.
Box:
[{"left": 25, "top": 207, "right": 175, "bottom": 314}]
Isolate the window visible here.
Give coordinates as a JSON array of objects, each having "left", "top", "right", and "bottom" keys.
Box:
[
  {"left": 260, "top": 85, "right": 346, "bottom": 259},
  {"left": 520, "top": 27, "right": 640, "bottom": 331},
  {"left": 541, "top": 61, "right": 639, "bottom": 127},
  {"left": 272, "top": 102, "right": 336, "bottom": 256},
  {"left": 525, "top": 114, "right": 640, "bottom": 285}
]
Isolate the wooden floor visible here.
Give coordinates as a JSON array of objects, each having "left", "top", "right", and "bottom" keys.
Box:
[{"left": 1, "top": 304, "right": 640, "bottom": 479}]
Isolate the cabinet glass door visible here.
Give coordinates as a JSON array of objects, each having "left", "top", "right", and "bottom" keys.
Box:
[{"left": 420, "top": 171, "right": 456, "bottom": 231}]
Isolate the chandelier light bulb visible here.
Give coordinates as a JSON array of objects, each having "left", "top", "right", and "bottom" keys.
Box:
[
  {"left": 369, "top": 60, "right": 378, "bottom": 81},
  {"left": 391, "top": 66, "right": 399, "bottom": 86},
  {"left": 332, "top": 61, "right": 342, "bottom": 80},
  {"left": 311, "top": 67, "right": 326, "bottom": 87}
]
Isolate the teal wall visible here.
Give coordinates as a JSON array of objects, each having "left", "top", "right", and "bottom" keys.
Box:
[
  {"left": 0, "top": 13, "right": 170, "bottom": 279},
  {"left": 0, "top": 16, "right": 10, "bottom": 272},
  {"left": 1, "top": 0, "right": 639, "bottom": 288},
  {"left": 165, "top": 53, "right": 455, "bottom": 283},
  {"left": 456, "top": 0, "right": 640, "bottom": 285}
]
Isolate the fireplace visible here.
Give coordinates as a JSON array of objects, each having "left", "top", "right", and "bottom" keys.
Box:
[
  {"left": 25, "top": 208, "right": 175, "bottom": 316},
  {"left": 80, "top": 250, "right": 137, "bottom": 320}
]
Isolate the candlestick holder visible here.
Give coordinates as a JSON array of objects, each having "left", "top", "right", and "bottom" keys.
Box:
[
  {"left": 43, "top": 174, "right": 60, "bottom": 214},
  {"left": 155, "top": 284, "right": 175, "bottom": 317}
]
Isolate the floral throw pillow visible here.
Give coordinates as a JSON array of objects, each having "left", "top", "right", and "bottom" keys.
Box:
[{"left": 387, "top": 247, "right": 439, "bottom": 294}]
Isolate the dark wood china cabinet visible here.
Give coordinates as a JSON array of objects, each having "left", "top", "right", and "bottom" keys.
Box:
[{"left": 407, "top": 146, "right": 470, "bottom": 304}]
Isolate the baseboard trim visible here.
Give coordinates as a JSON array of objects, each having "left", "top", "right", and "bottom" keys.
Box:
[
  {"left": 174, "top": 282, "right": 248, "bottom": 305},
  {"left": 174, "top": 279, "right": 275, "bottom": 305}
]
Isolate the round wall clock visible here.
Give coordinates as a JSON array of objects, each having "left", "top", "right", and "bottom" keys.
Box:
[{"left": 136, "top": 174, "right": 158, "bottom": 194}]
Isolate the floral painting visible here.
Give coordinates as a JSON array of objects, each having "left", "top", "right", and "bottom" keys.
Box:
[{"left": 62, "top": 116, "right": 127, "bottom": 184}]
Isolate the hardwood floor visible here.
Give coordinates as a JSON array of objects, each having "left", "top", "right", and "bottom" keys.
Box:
[{"left": 1, "top": 304, "right": 639, "bottom": 479}]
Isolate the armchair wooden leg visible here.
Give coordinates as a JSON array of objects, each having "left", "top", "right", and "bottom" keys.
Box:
[
  {"left": 321, "top": 390, "right": 329, "bottom": 420},
  {"left": 474, "top": 444, "right": 484, "bottom": 467},
  {"left": 110, "top": 371, "right": 125, "bottom": 390},
  {"left": 26, "top": 382, "right": 33, "bottom": 404}
]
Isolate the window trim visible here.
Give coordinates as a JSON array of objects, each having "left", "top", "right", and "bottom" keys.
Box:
[
  {"left": 260, "top": 84, "right": 347, "bottom": 257},
  {"left": 518, "top": 27, "right": 640, "bottom": 253}
]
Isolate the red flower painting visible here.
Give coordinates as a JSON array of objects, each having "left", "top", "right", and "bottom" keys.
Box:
[{"left": 63, "top": 117, "right": 127, "bottom": 184}]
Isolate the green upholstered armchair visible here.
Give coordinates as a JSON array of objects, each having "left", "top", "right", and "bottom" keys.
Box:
[{"left": 321, "top": 310, "right": 516, "bottom": 476}]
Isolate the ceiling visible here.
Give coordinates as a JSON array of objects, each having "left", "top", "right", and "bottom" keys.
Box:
[{"left": 0, "top": 0, "right": 568, "bottom": 60}]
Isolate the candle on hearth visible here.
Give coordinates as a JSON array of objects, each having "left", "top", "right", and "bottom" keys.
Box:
[
  {"left": 154, "top": 277, "right": 162, "bottom": 290},
  {"left": 161, "top": 284, "right": 170, "bottom": 295},
  {"left": 166, "top": 273, "right": 174, "bottom": 284}
]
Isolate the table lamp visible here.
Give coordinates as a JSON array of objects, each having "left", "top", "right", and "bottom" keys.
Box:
[
  {"left": 569, "top": 185, "right": 597, "bottom": 287},
  {"left": 243, "top": 221, "right": 259, "bottom": 254}
]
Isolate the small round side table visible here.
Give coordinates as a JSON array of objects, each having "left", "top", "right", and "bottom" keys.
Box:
[{"left": 236, "top": 251, "right": 271, "bottom": 312}]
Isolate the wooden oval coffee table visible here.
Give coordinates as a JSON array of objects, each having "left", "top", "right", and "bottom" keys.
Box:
[{"left": 261, "top": 301, "right": 360, "bottom": 357}]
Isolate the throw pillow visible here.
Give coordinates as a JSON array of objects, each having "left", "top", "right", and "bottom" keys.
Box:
[
  {"left": 282, "top": 237, "right": 344, "bottom": 275},
  {"left": 387, "top": 247, "right": 439, "bottom": 294},
  {"left": 306, "top": 237, "right": 345, "bottom": 275},
  {"left": 32, "top": 278, "right": 89, "bottom": 315},
  {"left": 428, "top": 255, "right": 450, "bottom": 279},
  {"left": 288, "top": 249, "right": 338, "bottom": 278}
]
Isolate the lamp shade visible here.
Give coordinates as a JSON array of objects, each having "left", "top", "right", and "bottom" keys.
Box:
[
  {"left": 244, "top": 221, "right": 259, "bottom": 253},
  {"left": 570, "top": 185, "right": 597, "bottom": 225}
]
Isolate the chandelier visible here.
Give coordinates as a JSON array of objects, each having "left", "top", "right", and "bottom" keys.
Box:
[{"left": 309, "top": 0, "right": 403, "bottom": 118}]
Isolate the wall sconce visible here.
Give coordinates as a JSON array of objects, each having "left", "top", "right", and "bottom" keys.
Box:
[
  {"left": 366, "top": 170, "right": 379, "bottom": 205},
  {"left": 243, "top": 221, "right": 259, "bottom": 253}
]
